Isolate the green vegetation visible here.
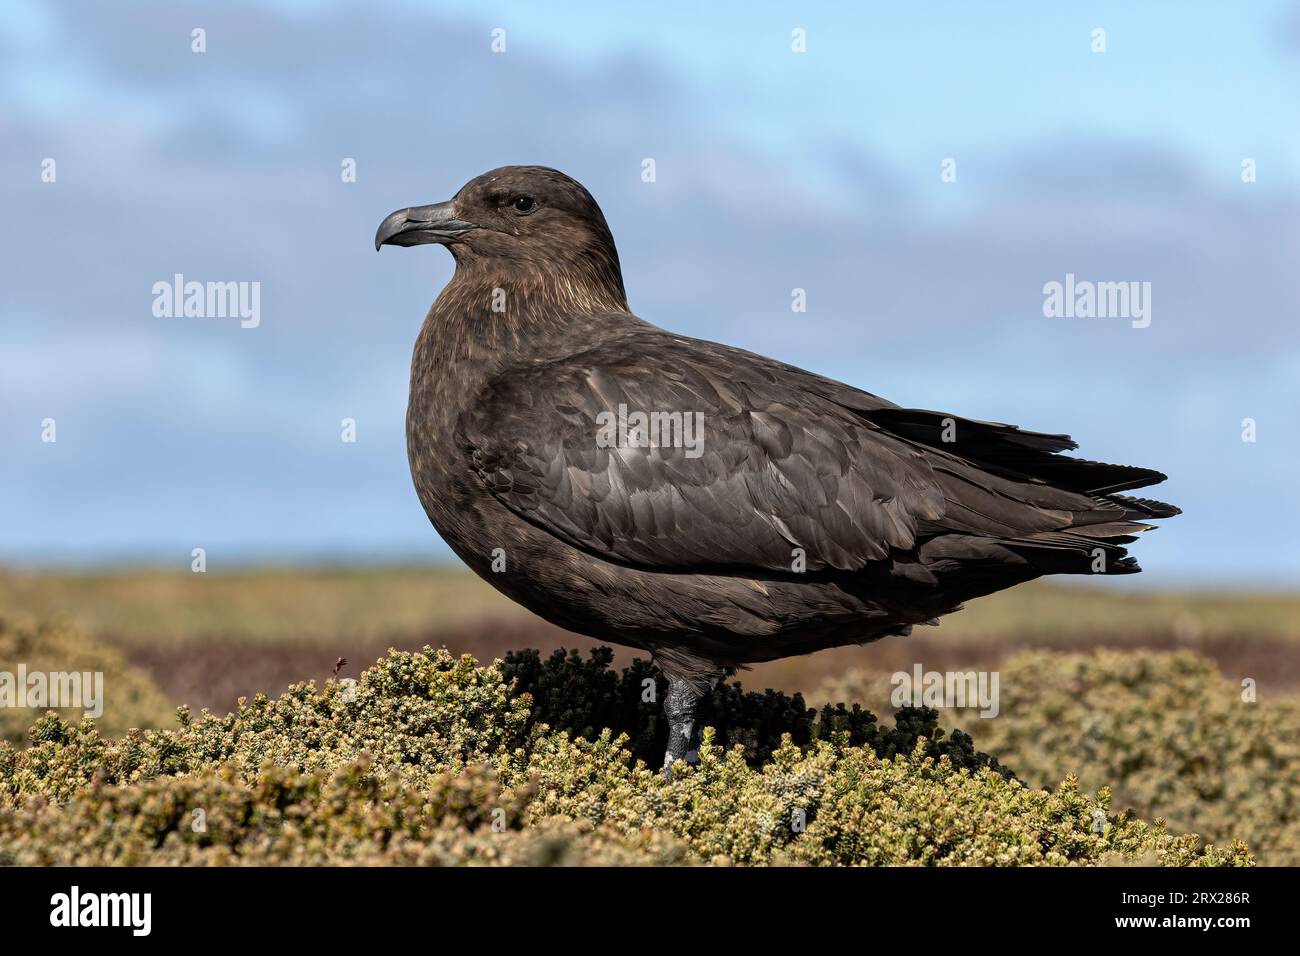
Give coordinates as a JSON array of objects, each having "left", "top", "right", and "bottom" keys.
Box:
[
  {"left": 0, "top": 617, "right": 174, "bottom": 745},
  {"left": 0, "top": 643, "right": 1252, "bottom": 866},
  {"left": 820, "top": 650, "right": 1300, "bottom": 865}
]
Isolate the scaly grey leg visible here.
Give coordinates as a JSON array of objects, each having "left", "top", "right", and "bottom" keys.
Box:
[{"left": 663, "top": 680, "right": 703, "bottom": 773}]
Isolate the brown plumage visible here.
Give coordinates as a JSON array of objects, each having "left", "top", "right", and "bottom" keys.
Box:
[{"left": 376, "top": 165, "right": 1179, "bottom": 767}]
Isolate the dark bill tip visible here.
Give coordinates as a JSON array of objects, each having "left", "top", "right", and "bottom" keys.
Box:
[{"left": 374, "top": 201, "right": 479, "bottom": 251}]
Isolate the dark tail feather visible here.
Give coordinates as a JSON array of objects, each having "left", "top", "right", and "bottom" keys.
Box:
[
  {"left": 1106, "top": 493, "right": 1182, "bottom": 520},
  {"left": 866, "top": 407, "right": 1078, "bottom": 455},
  {"left": 1000, "top": 531, "right": 1143, "bottom": 575},
  {"left": 866, "top": 407, "right": 1178, "bottom": 511}
]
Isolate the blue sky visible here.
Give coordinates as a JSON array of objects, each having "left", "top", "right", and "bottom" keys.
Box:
[{"left": 2, "top": 0, "right": 1298, "bottom": 585}]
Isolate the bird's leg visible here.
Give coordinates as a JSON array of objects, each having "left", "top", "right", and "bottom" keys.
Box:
[{"left": 663, "top": 680, "right": 703, "bottom": 773}]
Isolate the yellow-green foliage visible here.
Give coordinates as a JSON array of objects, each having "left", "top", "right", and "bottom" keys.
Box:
[
  {"left": 969, "top": 650, "right": 1299, "bottom": 865},
  {"left": 0, "top": 646, "right": 1252, "bottom": 866},
  {"left": 0, "top": 617, "right": 174, "bottom": 745},
  {"left": 0, "top": 649, "right": 530, "bottom": 804},
  {"left": 819, "top": 650, "right": 1300, "bottom": 865}
]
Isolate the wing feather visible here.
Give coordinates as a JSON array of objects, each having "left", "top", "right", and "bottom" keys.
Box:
[{"left": 456, "top": 327, "right": 1151, "bottom": 576}]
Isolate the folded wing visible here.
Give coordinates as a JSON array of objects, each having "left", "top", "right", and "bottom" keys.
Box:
[{"left": 457, "top": 328, "right": 1176, "bottom": 579}]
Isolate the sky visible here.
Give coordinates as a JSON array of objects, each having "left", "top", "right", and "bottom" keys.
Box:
[{"left": 2, "top": 0, "right": 1298, "bottom": 585}]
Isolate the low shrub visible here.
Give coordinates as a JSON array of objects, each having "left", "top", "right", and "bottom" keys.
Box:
[
  {"left": 0, "top": 616, "right": 173, "bottom": 745},
  {"left": 501, "top": 647, "right": 1010, "bottom": 775},
  {"left": 0, "top": 645, "right": 1252, "bottom": 866},
  {"left": 818, "top": 649, "right": 1300, "bottom": 865}
]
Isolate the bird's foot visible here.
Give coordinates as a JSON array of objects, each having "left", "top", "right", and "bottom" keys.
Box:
[{"left": 663, "top": 680, "right": 703, "bottom": 775}]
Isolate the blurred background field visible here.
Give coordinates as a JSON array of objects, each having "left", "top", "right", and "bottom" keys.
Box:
[{"left": 3, "top": 566, "right": 1296, "bottom": 713}]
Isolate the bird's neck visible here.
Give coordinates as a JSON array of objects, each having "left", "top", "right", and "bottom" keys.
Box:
[
  {"left": 426, "top": 259, "right": 626, "bottom": 355},
  {"left": 408, "top": 261, "right": 630, "bottom": 428}
]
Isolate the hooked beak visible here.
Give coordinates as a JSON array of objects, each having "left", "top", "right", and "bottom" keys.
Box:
[{"left": 374, "top": 201, "right": 479, "bottom": 251}]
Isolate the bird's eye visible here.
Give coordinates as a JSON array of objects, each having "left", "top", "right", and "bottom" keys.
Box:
[{"left": 512, "top": 196, "right": 536, "bottom": 214}]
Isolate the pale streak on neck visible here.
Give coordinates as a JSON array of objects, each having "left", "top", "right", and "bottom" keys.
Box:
[{"left": 428, "top": 261, "right": 628, "bottom": 357}]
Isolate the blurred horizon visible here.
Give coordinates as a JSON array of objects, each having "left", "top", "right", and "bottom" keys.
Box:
[
  {"left": 3, "top": 1, "right": 1298, "bottom": 586},
  {"left": 5, "top": 561, "right": 1299, "bottom": 598}
]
